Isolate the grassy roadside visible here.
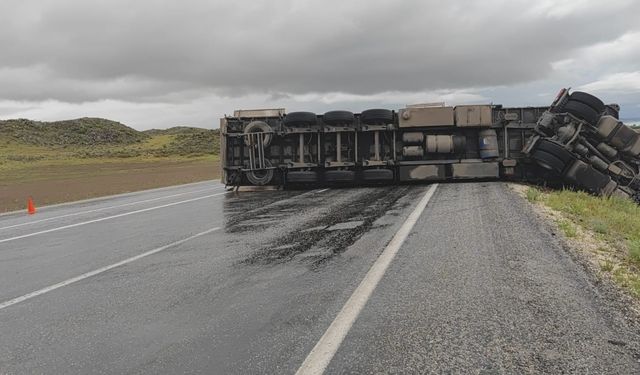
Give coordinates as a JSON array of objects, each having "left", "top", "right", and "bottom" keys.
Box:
[{"left": 523, "top": 186, "right": 640, "bottom": 298}]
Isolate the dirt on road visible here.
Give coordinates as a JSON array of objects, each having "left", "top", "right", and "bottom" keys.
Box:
[{"left": 0, "top": 159, "right": 220, "bottom": 212}]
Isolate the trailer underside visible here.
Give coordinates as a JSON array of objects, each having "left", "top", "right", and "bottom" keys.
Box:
[{"left": 220, "top": 89, "right": 640, "bottom": 202}]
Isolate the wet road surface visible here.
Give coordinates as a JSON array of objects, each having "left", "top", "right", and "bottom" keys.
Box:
[{"left": 1, "top": 180, "right": 639, "bottom": 373}]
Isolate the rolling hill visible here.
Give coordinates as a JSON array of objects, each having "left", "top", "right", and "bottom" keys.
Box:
[
  {"left": 0, "top": 118, "right": 147, "bottom": 146},
  {"left": 0, "top": 118, "right": 220, "bottom": 157}
]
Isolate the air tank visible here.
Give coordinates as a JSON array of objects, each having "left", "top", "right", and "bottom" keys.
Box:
[
  {"left": 596, "top": 142, "right": 618, "bottom": 159},
  {"left": 424, "top": 135, "right": 465, "bottom": 153},
  {"left": 597, "top": 116, "right": 640, "bottom": 157},
  {"left": 589, "top": 156, "right": 609, "bottom": 172},
  {"left": 402, "top": 146, "right": 424, "bottom": 158},
  {"left": 402, "top": 132, "right": 424, "bottom": 144},
  {"left": 574, "top": 143, "right": 589, "bottom": 157},
  {"left": 479, "top": 129, "right": 499, "bottom": 159}
]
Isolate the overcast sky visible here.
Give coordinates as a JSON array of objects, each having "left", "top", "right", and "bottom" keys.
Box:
[{"left": 1, "top": 0, "right": 639, "bottom": 129}]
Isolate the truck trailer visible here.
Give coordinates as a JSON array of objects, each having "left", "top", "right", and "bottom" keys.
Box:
[{"left": 220, "top": 89, "right": 640, "bottom": 202}]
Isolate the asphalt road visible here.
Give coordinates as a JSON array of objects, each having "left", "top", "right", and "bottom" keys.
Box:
[{"left": 1, "top": 180, "right": 639, "bottom": 374}]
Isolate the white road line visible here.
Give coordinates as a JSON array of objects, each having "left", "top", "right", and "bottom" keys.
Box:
[
  {"left": 295, "top": 184, "right": 438, "bottom": 375},
  {"left": 0, "top": 186, "right": 225, "bottom": 231},
  {"left": 314, "top": 188, "right": 330, "bottom": 194},
  {"left": 0, "top": 192, "right": 227, "bottom": 244},
  {"left": 0, "top": 227, "right": 221, "bottom": 311}
]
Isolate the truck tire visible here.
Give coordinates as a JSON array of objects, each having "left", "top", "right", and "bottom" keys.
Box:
[
  {"left": 564, "top": 160, "right": 611, "bottom": 195},
  {"left": 325, "top": 170, "right": 356, "bottom": 182},
  {"left": 563, "top": 100, "right": 600, "bottom": 125},
  {"left": 362, "top": 169, "right": 394, "bottom": 181},
  {"left": 530, "top": 150, "right": 566, "bottom": 175},
  {"left": 569, "top": 92, "right": 605, "bottom": 113},
  {"left": 360, "top": 109, "right": 394, "bottom": 125},
  {"left": 243, "top": 121, "right": 272, "bottom": 147},
  {"left": 284, "top": 112, "right": 317, "bottom": 127},
  {"left": 287, "top": 171, "right": 318, "bottom": 183},
  {"left": 535, "top": 139, "right": 576, "bottom": 166},
  {"left": 246, "top": 160, "right": 274, "bottom": 186},
  {"left": 323, "top": 110, "right": 355, "bottom": 126}
]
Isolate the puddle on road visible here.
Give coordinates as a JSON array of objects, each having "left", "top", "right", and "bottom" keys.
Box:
[{"left": 240, "top": 186, "right": 414, "bottom": 268}]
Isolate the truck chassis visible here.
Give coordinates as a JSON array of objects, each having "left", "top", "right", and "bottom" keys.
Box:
[{"left": 220, "top": 89, "right": 640, "bottom": 203}]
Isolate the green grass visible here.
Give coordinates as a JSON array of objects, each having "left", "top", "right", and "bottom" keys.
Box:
[
  {"left": 557, "top": 219, "right": 577, "bottom": 238},
  {"left": 526, "top": 187, "right": 542, "bottom": 202},
  {"left": 542, "top": 189, "right": 640, "bottom": 264},
  {"left": 601, "top": 260, "right": 614, "bottom": 272},
  {"left": 590, "top": 219, "right": 609, "bottom": 235},
  {"left": 613, "top": 268, "right": 640, "bottom": 297},
  {"left": 525, "top": 186, "right": 640, "bottom": 296},
  {"left": 629, "top": 239, "right": 640, "bottom": 264}
]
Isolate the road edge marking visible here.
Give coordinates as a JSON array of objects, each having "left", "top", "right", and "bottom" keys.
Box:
[
  {"left": 0, "top": 186, "right": 225, "bottom": 231},
  {"left": 0, "top": 180, "right": 223, "bottom": 217},
  {"left": 0, "top": 192, "right": 227, "bottom": 244},
  {"left": 295, "top": 184, "right": 438, "bottom": 375},
  {"left": 0, "top": 227, "right": 221, "bottom": 311}
]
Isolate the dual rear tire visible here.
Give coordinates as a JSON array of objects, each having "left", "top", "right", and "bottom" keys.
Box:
[
  {"left": 530, "top": 138, "right": 614, "bottom": 195},
  {"left": 529, "top": 139, "right": 576, "bottom": 176},
  {"left": 323, "top": 111, "right": 355, "bottom": 126},
  {"left": 561, "top": 91, "right": 607, "bottom": 125},
  {"left": 284, "top": 109, "right": 394, "bottom": 127},
  {"left": 323, "top": 109, "right": 394, "bottom": 126},
  {"left": 360, "top": 109, "right": 394, "bottom": 125},
  {"left": 569, "top": 92, "right": 605, "bottom": 113},
  {"left": 283, "top": 112, "right": 317, "bottom": 127}
]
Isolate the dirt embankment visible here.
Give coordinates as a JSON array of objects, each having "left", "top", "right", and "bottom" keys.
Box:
[{"left": 1, "top": 159, "right": 220, "bottom": 213}]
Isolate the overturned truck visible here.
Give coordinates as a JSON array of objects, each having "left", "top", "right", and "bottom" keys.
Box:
[{"left": 220, "top": 89, "right": 640, "bottom": 202}]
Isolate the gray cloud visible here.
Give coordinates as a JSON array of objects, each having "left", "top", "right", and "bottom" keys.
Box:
[{"left": 1, "top": 0, "right": 639, "bottom": 128}]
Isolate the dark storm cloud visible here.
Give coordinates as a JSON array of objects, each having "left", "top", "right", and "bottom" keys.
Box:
[{"left": 1, "top": 0, "right": 639, "bottom": 103}]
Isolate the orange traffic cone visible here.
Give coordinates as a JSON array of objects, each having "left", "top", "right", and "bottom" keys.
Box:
[{"left": 27, "top": 197, "right": 36, "bottom": 215}]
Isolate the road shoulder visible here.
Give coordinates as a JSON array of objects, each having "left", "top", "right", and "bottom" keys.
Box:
[
  {"left": 510, "top": 183, "right": 640, "bottom": 337},
  {"left": 326, "top": 182, "right": 640, "bottom": 373}
]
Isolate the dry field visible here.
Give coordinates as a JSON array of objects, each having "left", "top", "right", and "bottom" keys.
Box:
[{"left": 0, "top": 157, "right": 220, "bottom": 213}]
